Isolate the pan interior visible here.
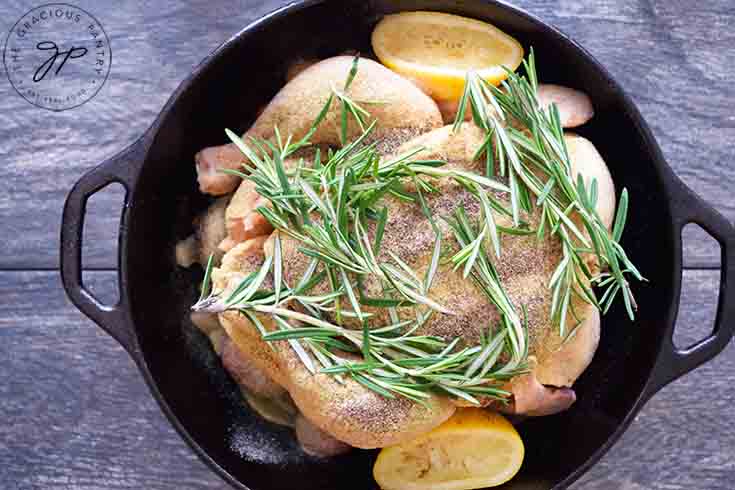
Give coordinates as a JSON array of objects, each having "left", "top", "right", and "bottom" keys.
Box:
[{"left": 125, "top": 1, "right": 677, "bottom": 488}]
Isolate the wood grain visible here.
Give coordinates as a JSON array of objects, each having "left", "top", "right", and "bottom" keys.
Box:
[
  {"left": 0, "top": 270, "right": 731, "bottom": 489},
  {"left": 0, "top": 0, "right": 732, "bottom": 269},
  {"left": 0, "top": 272, "right": 221, "bottom": 489},
  {"left": 1, "top": 0, "right": 733, "bottom": 489}
]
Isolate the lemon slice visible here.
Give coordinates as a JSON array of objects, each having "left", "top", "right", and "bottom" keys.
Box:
[
  {"left": 372, "top": 11, "right": 524, "bottom": 101},
  {"left": 373, "top": 409, "right": 524, "bottom": 490}
]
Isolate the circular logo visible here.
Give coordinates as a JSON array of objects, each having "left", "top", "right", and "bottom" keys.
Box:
[{"left": 3, "top": 3, "right": 111, "bottom": 111}]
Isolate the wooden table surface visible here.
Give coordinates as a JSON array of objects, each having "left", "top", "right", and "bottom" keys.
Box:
[{"left": 1, "top": 0, "right": 733, "bottom": 488}]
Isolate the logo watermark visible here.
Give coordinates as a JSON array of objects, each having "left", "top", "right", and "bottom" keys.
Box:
[{"left": 3, "top": 3, "right": 111, "bottom": 111}]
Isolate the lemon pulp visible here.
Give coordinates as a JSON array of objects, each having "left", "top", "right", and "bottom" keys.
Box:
[
  {"left": 373, "top": 409, "right": 525, "bottom": 490},
  {"left": 372, "top": 11, "right": 524, "bottom": 100}
]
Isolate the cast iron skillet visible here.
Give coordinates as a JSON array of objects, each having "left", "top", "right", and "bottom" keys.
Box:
[{"left": 60, "top": 0, "right": 735, "bottom": 488}]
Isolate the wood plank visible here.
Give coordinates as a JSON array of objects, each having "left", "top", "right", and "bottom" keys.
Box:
[
  {"left": 0, "top": 0, "right": 732, "bottom": 269},
  {"left": 0, "top": 269, "right": 731, "bottom": 488},
  {"left": 0, "top": 271, "right": 223, "bottom": 489}
]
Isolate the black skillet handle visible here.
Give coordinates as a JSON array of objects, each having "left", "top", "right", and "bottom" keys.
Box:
[
  {"left": 60, "top": 139, "right": 145, "bottom": 356},
  {"left": 644, "top": 182, "right": 735, "bottom": 398}
]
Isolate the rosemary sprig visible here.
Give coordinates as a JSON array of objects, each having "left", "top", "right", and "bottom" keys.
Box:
[
  {"left": 453, "top": 50, "right": 644, "bottom": 337},
  {"left": 193, "top": 253, "right": 526, "bottom": 405},
  {"left": 194, "top": 53, "right": 640, "bottom": 406},
  {"left": 191, "top": 56, "right": 534, "bottom": 404}
]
